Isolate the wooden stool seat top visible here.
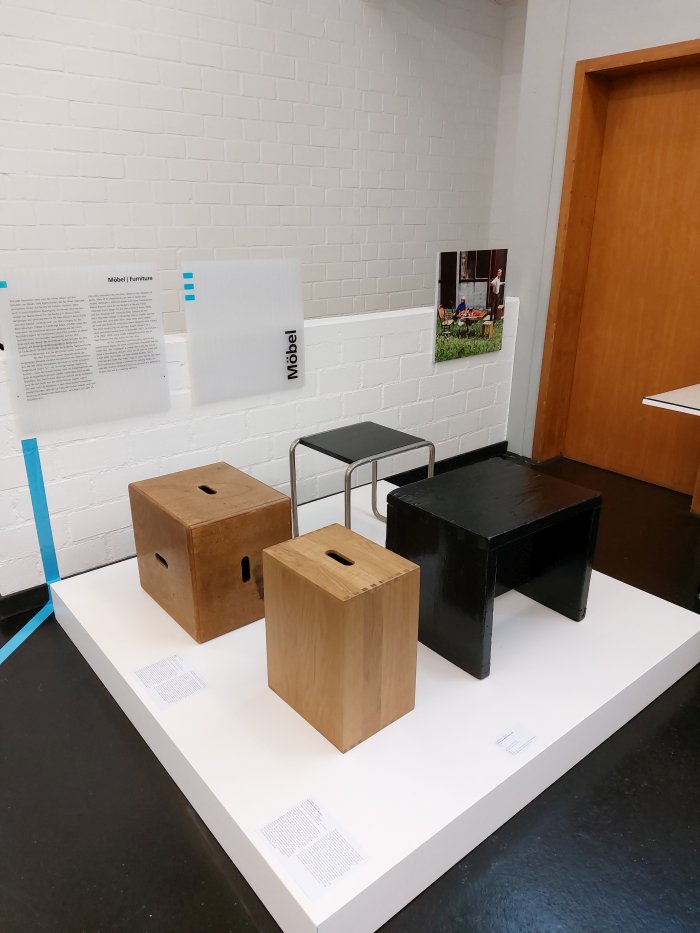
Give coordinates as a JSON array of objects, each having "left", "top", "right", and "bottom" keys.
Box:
[
  {"left": 265, "top": 523, "right": 415, "bottom": 601},
  {"left": 132, "top": 462, "right": 287, "bottom": 526}
]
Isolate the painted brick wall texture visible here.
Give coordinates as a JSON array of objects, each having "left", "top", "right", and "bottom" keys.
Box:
[
  {"left": 0, "top": 0, "right": 506, "bottom": 333},
  {"left": 0, "top": 301, "right": 518, "bottom": 595}
]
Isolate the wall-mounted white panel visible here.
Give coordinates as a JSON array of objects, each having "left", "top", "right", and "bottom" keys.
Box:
[
  {"left": 0, "top": 265, "right": 168, "bottom": 435},
  {"left": 183, "top": 260, "right": 304, "bottom": 405}
]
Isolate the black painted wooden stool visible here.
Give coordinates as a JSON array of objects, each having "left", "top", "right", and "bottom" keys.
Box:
[
  {"left": 289, "top": 421, "right": 435, "bottom": 536},
  {"left": 386, "top": 458, "right": 601, "bottom": 679}
]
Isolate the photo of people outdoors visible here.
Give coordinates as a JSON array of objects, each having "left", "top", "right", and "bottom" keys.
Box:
[{"left": 434, "top": 248, "right": 508, "bottom": 362}]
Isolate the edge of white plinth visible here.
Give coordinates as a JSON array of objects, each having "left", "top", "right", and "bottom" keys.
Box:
[
  {"left": 316, "top": 630, "right": 700, "bottom": 933},
  {"left": 51, "top": 587, "right": 319, "bottom": 933},
  {"left": 52, "top": 575, "right": 700, "bottom": 933}
]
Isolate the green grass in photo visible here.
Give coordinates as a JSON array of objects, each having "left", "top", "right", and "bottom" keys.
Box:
[{"left": 434, "top": 319, "right": 504, "bottom": 362}]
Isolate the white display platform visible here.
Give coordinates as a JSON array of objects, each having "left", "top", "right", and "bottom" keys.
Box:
[{"left": 51, "top": 483, "right": 700, "bottom": 933}]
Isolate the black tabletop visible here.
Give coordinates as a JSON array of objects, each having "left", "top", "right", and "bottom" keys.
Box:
[
  {"left": 388, "top": 458, "right": 601, "bottom": 547},
  {"left": 298, "top": 421, "right": 427, "bottom": 464}
]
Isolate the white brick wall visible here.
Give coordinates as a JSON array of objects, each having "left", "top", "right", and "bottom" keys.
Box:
[
  {"left": 0, "top": 300, "right": 518, "bottom": 595},
  {"left": 488, "top": 0, "right": 527, "bottom": 246},
  {"left": 0, "top": 0, "right": 506, "bottom": 332}
]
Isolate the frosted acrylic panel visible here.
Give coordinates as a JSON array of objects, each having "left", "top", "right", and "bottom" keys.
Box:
[
  {"left": 182, "top": 259, "right": 304, "bottom": 405},
  {"left": 0, "top": 265, "right": 169, "bottom": 434}
]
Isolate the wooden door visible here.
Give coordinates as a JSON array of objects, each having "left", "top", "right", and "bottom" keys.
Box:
[
  {"left": 563, "top": 64, "right": 700, "bottom": 492},
  {"left": 534, "top": 42, "right": 700, "bottom": 495}
]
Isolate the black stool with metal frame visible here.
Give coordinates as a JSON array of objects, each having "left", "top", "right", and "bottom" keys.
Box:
[{"left": 289, "top": 421, "right": 435, "bottom": 537}]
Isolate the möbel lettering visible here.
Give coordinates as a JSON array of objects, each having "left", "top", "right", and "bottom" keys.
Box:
[{"left": 285, "top": 330, "right": 298, "bottom": 379}]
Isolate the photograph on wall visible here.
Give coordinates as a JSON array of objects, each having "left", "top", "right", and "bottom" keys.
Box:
[{"left": 434, "top": 248, "right": 508, "bottom": 362}]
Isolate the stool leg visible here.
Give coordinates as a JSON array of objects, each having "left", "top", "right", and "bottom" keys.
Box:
[
  {"left": 508, "top": 506, "right": 600, "bottom": 621},
  {"left": 434, "top": 547, "right": 496, "bottom": 679},
  {"left": 371, "top": 460, "right": 387, "bottom": 524},
  {"left": 386, "top": 503, "right": 496, "bottom": 679},
  {"left": 344, "top": 463, "right": 355, "bottom": 530},
  {"left": 371, "top": 441, "right": 434, "bottom": 524},
  {"left": 289, "top": 439, "right": 300, "bottom": 538}
]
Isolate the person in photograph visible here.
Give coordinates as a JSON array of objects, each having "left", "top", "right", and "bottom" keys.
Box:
[
  {"left": 489, "top": 269, "right": 502, "bottom": 321},
  {"left": 456, "top": 296, "right": 467, "bottom": 314}
]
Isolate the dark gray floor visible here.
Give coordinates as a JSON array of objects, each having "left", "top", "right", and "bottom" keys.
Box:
[{"left": 1, "top": 457, "right": 699, "bottom": 932}]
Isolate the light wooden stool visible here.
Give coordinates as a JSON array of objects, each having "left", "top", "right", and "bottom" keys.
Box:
[
  {"left": 481, "top": 321, "right": 495, "bottom": 339},
  {"left": 263, "top": 523, "right": 420, "bottom": 752},
  {"left": 129, "top": 462, "right": 291, "bottom": 643}
]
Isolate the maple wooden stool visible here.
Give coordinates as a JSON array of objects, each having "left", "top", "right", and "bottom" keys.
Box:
[
  {"left": 386, "top": 458, "right": 601, "bottom": 679},
  {"left": 481, "top": 321, "right": 495, "bottom": 339},
  {"left": 129, "top": 462, "right": 291, "bottom": 643},
  {"left": 288, "top": 421, "right": 435, "bottom": 536},
  {"left": 263, "top": 523, "right": 420, "bottom": 752}
]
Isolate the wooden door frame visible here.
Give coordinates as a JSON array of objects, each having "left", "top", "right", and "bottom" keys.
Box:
[{"left": 532, "top": 38, "right": 700, "bottom": 462}]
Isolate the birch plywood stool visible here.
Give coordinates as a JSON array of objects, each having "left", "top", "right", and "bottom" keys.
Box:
[
  {"left": 263, "top": 524, "right": 420, "bottom": 752},
  {"left": 288, "top": 421, "right": 435, "bottom": 536},
  {"left": 129, "top": 462, "right": 291, "bottom": 643}
]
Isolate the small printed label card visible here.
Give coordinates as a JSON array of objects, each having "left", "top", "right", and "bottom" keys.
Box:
[
  {"left": 134, "top": 654, "right": 206, "bottom": 707},
  {"left": 496, "top": 723, "right": 537, "bottom": 756},
  {"left": 259, "top": 798, "right": 366, "bottom": 900}
]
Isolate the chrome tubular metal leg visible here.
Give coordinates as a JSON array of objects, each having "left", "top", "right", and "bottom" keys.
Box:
[
  {"left": 344, "top": 463, "right": 355, "bottom": 530},
  {"left": 370, "top": 441, "right": 434, "bottom": 524},
  {"left": 371, "top": 459, "right": 387, "bottom": 524},
  {"left": 289, "top": 439, "right": 301, "bottom": 538},
  {"left": 292, "top": 436, "right": 436, "bottom": 536}
]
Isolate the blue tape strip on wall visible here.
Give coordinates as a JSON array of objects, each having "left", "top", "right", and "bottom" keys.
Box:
[
  {"left": 0, "top": 440, "right": 61, "bottom": 667},
  {"left": 21, "top": 438, "right": 60, "bottom": 585}
]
